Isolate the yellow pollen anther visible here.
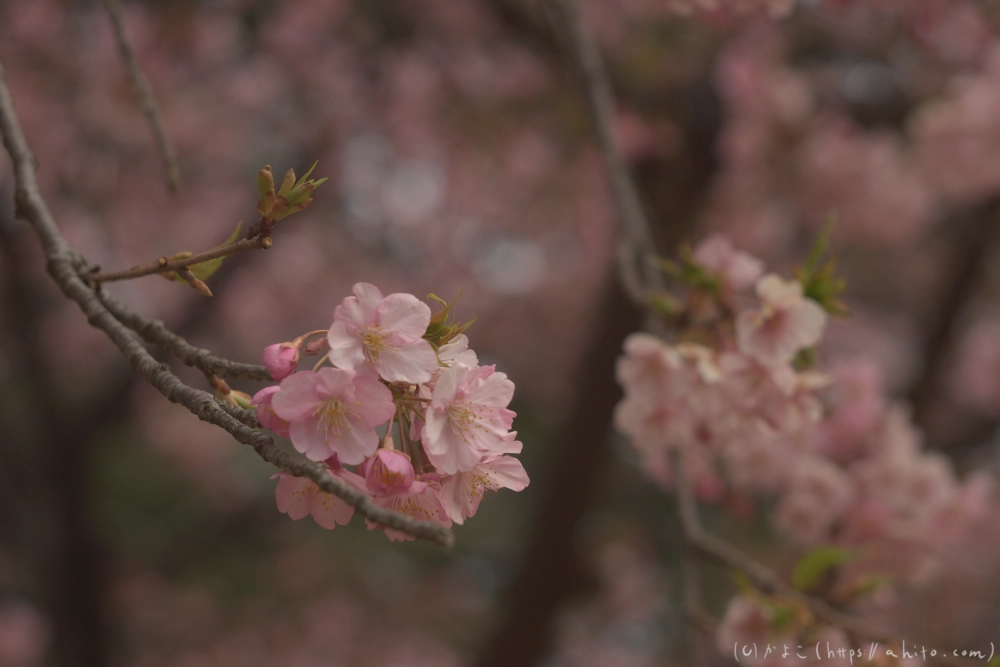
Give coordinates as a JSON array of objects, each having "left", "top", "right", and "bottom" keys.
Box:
[
  {"left": 361, "top": 326, "right": 395, "bottom": 362},
  {"left": 313, "top": 398, "right": 358, "bottom": 438}
]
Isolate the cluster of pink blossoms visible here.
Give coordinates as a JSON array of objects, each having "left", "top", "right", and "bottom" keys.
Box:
[
  {"left": 613, "top": 235, "right": 996, "bottom": 659},
  {"left": 251, "top": 283, "right": 529, "bottom": 541}
]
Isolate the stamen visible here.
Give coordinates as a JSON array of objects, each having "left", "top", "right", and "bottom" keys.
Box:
[
  {"left": 362, "top": 325, "right": 392, "bottom": 361},
  {"left": 313, "top": 398, "right": 358, "bottom": 438}
]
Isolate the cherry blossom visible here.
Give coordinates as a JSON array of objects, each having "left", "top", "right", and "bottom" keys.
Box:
[
  {"left": 436, "top": 333, "right": 478, "bottom": 371},
  {"left": 715, "top": 596, "right": 785, "bottom": 660},
  {"left": 365, "top": 478, "right": 453, "bottom": 542},
  {"left": 439, "top": 436, "right": 529, "bottom": 524},
  {"left": 250, "top": 385, "right": 291, "bottom": 438},
  {"left": 422, "top": 363, "right": 517, "bottom": 474},
  {"left": 364, "top": 449, "right": 425, "bottom": 498},
  {"left": 736, "top": 274, "right": 826, "bottom": 367},
  {"left": 263, "top": 342, "right": 300, "bottom": 381},
  {"left": 692, "top": 233, "right": 765, "bottom": 292},
  {"left": 272, "top": 456, "right": 366, "bottom": 529},
  {"left": 270, "top": 368, "right": 395, "bottom": 464},
  {"left": 327, "top": 282, "right": 440, "bottom": 383},
  {"left": 254, "top": 283, "right": 526, "bottom": 539},
  {"left": 774, "top": 458, "right": 854, "bottom": 544}
]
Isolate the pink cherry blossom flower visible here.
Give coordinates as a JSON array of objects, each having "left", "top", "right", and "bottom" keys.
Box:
[
  {"left": 439, "top": 436, "right": 529, "bottom": 524},
  {"left": 736, "top": 274, "right": 826, "bottom": 367},
  {"left": 272, "top": 456, "right": 366, "bottom": 529},
  {"left": 365, "top": 449, "right": 426, "bottom": 498},
  {"left": 422, "top": 363, "right": 516, "bottom": 474},
  {"left": 615, "top": 338, "right": 731, "bottom": 454},
  {"left": 365, "top": 477, "right": 452, "bottom": 542},
  {"left": 615, "top": 332, "right": 683, "bottom": 396},
  {"left": 716, "top": 596, "right": 790, "bottom": 662},
  {"left": 774, "top": 457, "right": 854, "bottom": 544},
  {"left": 250, "top": 385, "right": 290, "bottom": 438},
  {"left": 263, "top": 342, "right": 300, "bottom": 380},
  {"left": 721, "top": 421, "right": 797, "bottom": 493},
  {"left": 437, "top": 333, "right": 478, "bottom": 369},
  {"left": 692, "top": 233, "right": 765, "bottom": 292},
  {"left": 271, "top": 368, "right": 395, "bottom": 464},
  {"left": 327, "top": 282, "right": 440, "bottom": 383}
]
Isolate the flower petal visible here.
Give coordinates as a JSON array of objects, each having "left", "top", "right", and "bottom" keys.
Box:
[
  {"left": 327, "top": 320, "right": 366, "bottom": 372},
  {"left": 376, "top": 338, "right": 438, "bottom": 383},
  {"left": 275, "top": 474, "right": 313, "bottom": 520},
  {"left": 377, "top": 293, "right": 431, "bottom": 342},
  {"left": 352, "top": 376, "right": 395, "bottom": 427},
  {"left": 272, "top": 371, "right": 323, "bottom": 421},
  {"left": 308, "top": 490, "right": 354, "bottom": 529}
]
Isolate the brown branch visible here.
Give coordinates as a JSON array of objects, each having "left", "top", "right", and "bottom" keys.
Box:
[
  {"left": 102, "top": 0, "right": 180, "bottom": 193},
  {"left": 216, "top": 401, "right": 262, "bottom": 428},
  {"left": 908, "top": 199, "right": 1000, "bottom": 438},
  {"left": 0, "top": 61, "right": 454, "bottom": 548},
  {"left": 681, "top": 534, "right": 717, "bottom": 635},
  {"left": 99, "top": 290, "right": 273, "bottom": 381},
  {"left": 90, "top": 235, "right": 272, "bottom": 283},
  {"left": 547, "top": 0, "right": 665, "bottom": 297}
]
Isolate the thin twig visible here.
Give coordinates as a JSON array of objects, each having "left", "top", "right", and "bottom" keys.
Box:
[
  {"left": 90, "top": 235, "right": 272, "bottom": 283},
  {"left": 102, "top": 0, "right": 181, "bottom": 193},
  {"left": 99, "top": 290, "right": 272, "bottom": 381},
  {"left": 0, "top": 61, "right": 453, "bottom": 547},
  {"left": 548, "top": 0, "right": 665, "bottom": 299},
  {"left": 681, "top": 532, "right": 717, "bottom": 635}
]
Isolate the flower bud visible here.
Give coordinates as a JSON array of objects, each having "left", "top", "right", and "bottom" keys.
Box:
[
  {"left": 365, "top": 449, "right": 416, "bottom": 498},
  {"left": 264, "top": 343, "right": 300, "bottom": 381},
  {"left": 230, "top": 390, "right": 254, "bottom": 409},
  {"left": 303, "top": 336, "right": 327, "bottom": 356},
  {"left": 257, "top": 165, "right": 276, "bottom": 219}
]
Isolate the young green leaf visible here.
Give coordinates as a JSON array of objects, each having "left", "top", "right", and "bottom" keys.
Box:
[
  {"left": 170, "top": 222, "right": 243, "bottom": 284},
  {"left": 792, "top": 546, "right": 854, "bottom": 592}
]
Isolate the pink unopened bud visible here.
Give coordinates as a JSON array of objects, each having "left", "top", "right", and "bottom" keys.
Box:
[
  {"left": 264, "top": 343, "right": 300, "bottom": 380},
  {"left": 365, "top": 449, "right": 423, "bottom": 498}
]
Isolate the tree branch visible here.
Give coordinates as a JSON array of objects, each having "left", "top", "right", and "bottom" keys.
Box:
[
  {"left": 89, "top": 235, "right": 272, "bottom": 283},
  {"left": 98, "top": 290, "right": 273, "bottom": 381},
  {"left": 0, "top": 61, "right": 453, "bottom": 548},
  {"left": 908, "top": 198, "right": 1000, "bottom": 438},
  {"left": 102, "top": 0, "right": 181, "bottom": 193},
  {"left": 547, "top": 0, "right": 664, "bottom": 298}
]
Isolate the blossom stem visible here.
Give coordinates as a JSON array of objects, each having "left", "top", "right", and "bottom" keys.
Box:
[
  {"left": 89, "top": 235, "right": 272, "bottom": 283},
  {"left": 293, "top": 329, "right": 329, "bottom": 344},
  {"left": 381, "top": 411, "right": 396, "bottom": 451},
  {"left": 311, "top": 352, "right": 330, "bottom": 372}
]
